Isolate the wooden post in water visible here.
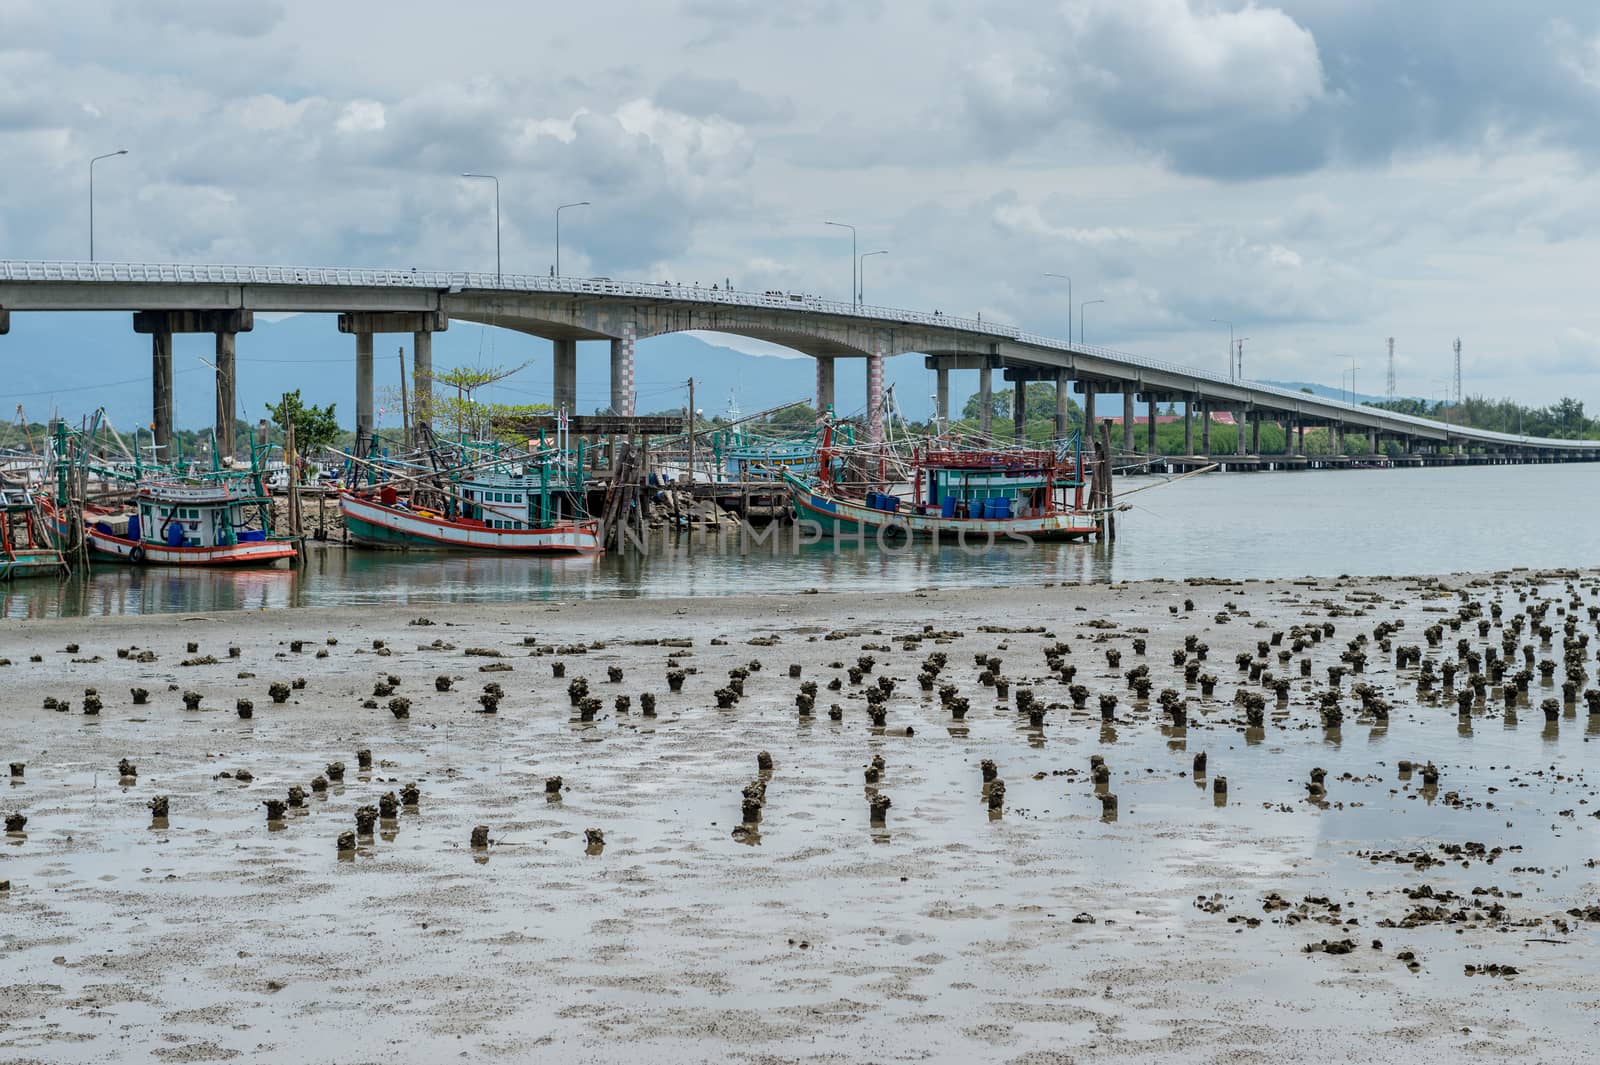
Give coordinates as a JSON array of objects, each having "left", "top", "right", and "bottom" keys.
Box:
[
  {"left": 282, "top": 393, "right": 303, "bottom": 540},
  {"left": 1099, "top": 419, "right": 1116, "bottom": 542}
]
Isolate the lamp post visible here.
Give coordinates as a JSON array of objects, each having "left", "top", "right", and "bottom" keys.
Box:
[
  {"left": 824, "top": 220, "right": 857, "bottom": 309},
  {"left": 1044, "top": 273, "right": 1072, "bottom": 344},
  {"left": 1210, "top": 318, "right": 1233, "bottom": 381},
  {"left": 1335, "top": 354, "right": 1359, "bottom": 407},
  {"left": 89, "top": 149, "right": 129, "bottom": 262},
  {"left": 858, "top": 250, "right": 886, "bottom": 304},
  {"left": 460, "top": 173, "right": 501, "bottom": 284},
  {"left": 555, "top": 201, "right": 590, "bottom": 278},
  {"left": 1079, "top": 299, "right": 1103, "bottom": 344}
]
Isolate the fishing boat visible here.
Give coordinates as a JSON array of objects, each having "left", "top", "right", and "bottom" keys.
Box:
[
  {"left": 778, "top": 425, "right": 1103, "bottom": 542},
  {"left": 39, "top": 419, "right": 298, "bottom": 566},
  {"left": 339, "top": 438, "right": 601, "bottom": 554},
  {"left": 0, "top": 486, "right": 68, "bottom": 579}
]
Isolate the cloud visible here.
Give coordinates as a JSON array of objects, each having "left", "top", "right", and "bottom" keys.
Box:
[
  {"left": 656, "top": 74, "right": 794, "bottom": 124},
  {"left": 126, "top": 0, "right": 286, "bottom": 38},
  {"left": 952, "top": 1, "right": 1600, "bottom": 180}
]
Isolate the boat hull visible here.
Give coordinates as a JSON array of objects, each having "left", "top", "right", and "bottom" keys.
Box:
[
  {"left": 340, "top": 494, "right": 601, "bottom": 554},
  {"left": 0, "top": 550, "right": 67, "bottom": 580},
  {"left": 783, "top": 475, "right": 1098, "bottom": 543},
  {"left": 85, "top": 528, "right": 297, "bottom": 566}
]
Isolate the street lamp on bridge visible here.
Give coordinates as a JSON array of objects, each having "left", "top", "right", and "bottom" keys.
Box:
[
  {"left": 1043, "top": 273, "right": 1072, "bottom": 344},
  {"left": 89, "top": 149, "right": 129, "bottom": 262},
  {"left": 824, "top": 220, "right": 857, "bottom": 309},
  {"left": 1235, "top": 337, "right": 1250, "bottom": 381},
  {"left": 1079, "top": 299, "right": 1103, "bottom": 345},
  {"left": 460, "top": 173, "right": 501, "bottom": 284},
  {"left": 1334, "top": 354, "right": 1359, "bottom": 408},
  {"left": 858, "top": 249, "right": 887, "bottom": 305},
  {"left": 555, "top": 201, "right": 590, "bottom": 278}
]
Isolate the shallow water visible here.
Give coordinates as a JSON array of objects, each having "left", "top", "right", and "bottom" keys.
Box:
[{"left": 7, "top": 462, "right": 1596, "bottom": 618}]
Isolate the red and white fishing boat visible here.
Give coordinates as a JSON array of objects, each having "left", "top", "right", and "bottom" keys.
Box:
[
  {"left": 43, "top": 478, "right": 298, "bottom": 566},
  {"left": 340, "top": 482, "right": 601, "bottom": 554}
]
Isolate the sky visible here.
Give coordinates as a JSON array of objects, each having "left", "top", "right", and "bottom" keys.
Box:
[{"left": 2, "top": 0, "right": 1599, "bottom": 409}]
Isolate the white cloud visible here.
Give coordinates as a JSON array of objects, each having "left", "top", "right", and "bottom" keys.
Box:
[
  {"left": 1060, "top": 0, "right": 1325, "bottom": 123},
  {"left": 335, "top": 100, "right": 386, "bottom": 134}
]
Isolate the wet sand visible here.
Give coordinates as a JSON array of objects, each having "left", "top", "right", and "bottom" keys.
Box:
[{"left": 4, "top": 571, "right": 1600, "bottom": 1063}]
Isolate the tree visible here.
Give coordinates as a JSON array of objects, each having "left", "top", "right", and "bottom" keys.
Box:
[
  {"left": 267, "top": 390, "right": 340, "bottom": 454},
  {"left": 431, "top": 362, "right": 535, "bottom": 440}
]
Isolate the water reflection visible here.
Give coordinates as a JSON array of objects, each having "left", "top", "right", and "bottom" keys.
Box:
[{"left": 8, "top": 462, "right": 1600, "bottom": 618}]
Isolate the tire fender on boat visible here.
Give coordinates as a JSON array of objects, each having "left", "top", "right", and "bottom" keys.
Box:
[{"left": 127, "top": 545, "right": 144, "bottom": 563}]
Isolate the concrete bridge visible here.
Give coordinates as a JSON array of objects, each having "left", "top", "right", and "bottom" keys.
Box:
[{"left": 1, "top": 258, "right": 1594, "bottom": 467}]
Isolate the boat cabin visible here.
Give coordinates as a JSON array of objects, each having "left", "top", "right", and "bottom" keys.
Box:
[
  {"left": 908, "top": 447, "right": 1084, "bottom": 519},
  {"left": 122, "top": 481, "right": 275, "bottom": 548},
  {"left": 454, "top": 469, "right": 582, "bottom": 530}
]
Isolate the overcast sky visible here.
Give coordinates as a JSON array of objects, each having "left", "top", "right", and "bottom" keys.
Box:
[{"left": 3, "top": 0, "right": 1599, "bottom": 404}]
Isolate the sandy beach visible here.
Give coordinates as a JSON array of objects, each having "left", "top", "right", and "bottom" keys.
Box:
[{"left": 4, "top": 571, "right": 1600, "bottom": 1064}]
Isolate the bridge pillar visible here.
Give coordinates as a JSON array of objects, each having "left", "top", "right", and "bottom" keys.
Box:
[
  {"left": 1146, "top": 399, "right": 1157, "bottom": 458},
  {"left": 1296, "top": 419, "right": 1305, "bottom": 456},
  {"left": 1201, "top": 402, "right": 1211, "bottom": 456},
  {"left": 0, "top": 308, "right": 8, "bottom": 335},
  {"left": 337, "top": 311, "right": 447, "bottom": 452},
  {"left": 553, "top": 339, "right": 578, "bottom": 413},
  {"left": 1013, "top": 378, "right": 1026, "bottom": 444},
  {"left": 354, "top": 331, "right": 374, "bottom": 453},
  {"left": 1082, "top": 383, "right": 1096, "bottom": 430},
  {"left": 215, "top": 330, "right": 237, "bottom": 456},
  {"left": 936, "top": 365, "right": 950, "bottom": 426},
  {"left": 1054, "top": 370, "right": 1069, "bottom": 439},
  {"left": 133, "top": 309, "right": 254, "bottom": 461},
  {"left": 1121, "top": 392, "right": 1134, "bottom": 454},
  {"left": 867, "top": 348, "right": 885, "bottom": 446},
  {"left": 609, "top": 324, "right": 636, "bottom": 417},
  {"left": 1235, "top": 409, "right": 1246, "bottom": 456},
  {"left": 816, "top": 356, "right": 835, "bottom": 415},
  {"left": 412, "top": 329, "right": 433, "bottom": 443},
  {"left": 978, "top": 362, "right": 993, "bottom": 439},
  {"left": 1367, "top": 428, "right": 1377, "bottom": 455},
  {"left": 152, "top": 327, "right": 173, "bottom": 457},
  {"left": 550, "top": 337, "right": 576, "bottom": 412},
  {"left": 1250, "top": 412, "right": 1261, "bottom": 455},
  {"left": 1183, "top": 400, "right": 1194, "bottom": 456}
]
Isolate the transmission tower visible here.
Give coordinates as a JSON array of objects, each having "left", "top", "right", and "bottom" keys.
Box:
[
  {"left": 1386, "top": 337, "right": 1396, "bottom": 401},
  {"left": 1453, "top": 338, "right": 1462, "bottom": 405}
]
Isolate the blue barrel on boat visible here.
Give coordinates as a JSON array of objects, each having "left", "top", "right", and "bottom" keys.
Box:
[
  {"left": 993, "top": 498, "right": 1012, "bottom": 519},
  {"left": 239, "top": 530, "right": 267, "bottom": 543},
  {"left": 165, "top": 523, "right": 185, "bottom": 547},
  {"left": 882, "top": 495, "right": 899, "bottom": 513},
  {"left": 941, "top": 497, "right": 956, "bottom": 519},
  {"left": 865, "top": 491, "right": 880, "bottom": 510},
  {"left": 127, "top": 515, "right": 141, "bottom": 541}
]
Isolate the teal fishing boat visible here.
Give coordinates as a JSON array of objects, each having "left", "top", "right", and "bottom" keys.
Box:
[
  {"left": 0, "top": 487, "right": 67, "bottom": 579},
  {"left": 778, "top": 425, "right": 1102, "bottom": 542}
]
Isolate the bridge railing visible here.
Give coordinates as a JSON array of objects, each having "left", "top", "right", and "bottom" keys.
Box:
[{"left": 0, "top": 258, "right": 1590, "bottom": 450}]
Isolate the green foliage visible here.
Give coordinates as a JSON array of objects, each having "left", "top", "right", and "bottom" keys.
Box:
[
  {"left": 952, "top": 382, "right": 1084, "bottom": 444},
  {"left": 1374, "top": 394, "right": 1599, "bottom": 439},
  {"left": 267, "top": 391, "right": 340, "bottom": 453},
  {"left": 763, "top": 402, "right": 819, "bottom": 429}
]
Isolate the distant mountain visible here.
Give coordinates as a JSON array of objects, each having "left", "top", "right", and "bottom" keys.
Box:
[
  {"left": 1261, "top": 380, "right": 1406, "bottom": 406},
  {"left": 3, "top": 310, "right": 1199, "bottom": 430}
]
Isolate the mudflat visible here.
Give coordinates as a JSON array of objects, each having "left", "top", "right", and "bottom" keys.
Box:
[{"left": 3, "top": 571, "right": 1599, "bottom": 1063}]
